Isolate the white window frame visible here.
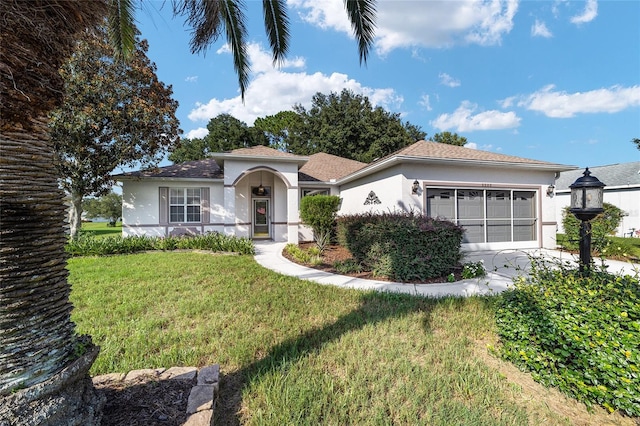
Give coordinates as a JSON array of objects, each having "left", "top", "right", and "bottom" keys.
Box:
[{"left": 169, "top": 187, "right": 202, "bottom": 223}]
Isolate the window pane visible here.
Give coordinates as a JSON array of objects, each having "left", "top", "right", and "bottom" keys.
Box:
[
  {"left": 186, "top": 205, "right": 201, "bottom": 222},
  {"left": 458, "top": 190, "right": 484, "bottom": 219},
  {"left": 514, "top": 191, "right": 535, "bottom": 218},
  {"left": 170, "top": 188, "right": 184, "bottom": 205},
  {"left": 170, "top": 206, "right": 183, "bottom": 223},
  {"left": 487, "top": 219, "right": 511, "bottom": 242},
  {"left": 186, "top": 188, "right": 201, "bottom": 205},
  {"left": 458, "top": 219, "right": 485, "bottom": 243},
  {"left": 426, "top": 189, "right": 455, "bottom": 219},
  {"left": 486, "top": 190, "right": 511, "bottom": 219},
  {"left": 514, "top": 219, "right": 536, "bottom": 241}
]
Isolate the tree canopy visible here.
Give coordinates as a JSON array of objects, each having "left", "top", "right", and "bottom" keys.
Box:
[
  {"left": 50, "top": 26, "right": 180, "bottom": 238},
  {"left": 432, "top": 131, "right": 468, "bottom": 146},
  {"left": 83, "top": 192, "right": 122, "bottom": 225},
  {"left": 288, "top": 89, "right": 426, "bottom": 162},
  {"left": 169, "top": 113, "right": 267, "bottom": 163}
]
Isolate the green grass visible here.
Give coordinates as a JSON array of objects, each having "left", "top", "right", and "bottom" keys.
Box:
[
  {"left": 80, "top": 221, "right": 122, "bottom": 238},
  {"left": 68, "top": 252, "right": 629, "bottom": 425}
]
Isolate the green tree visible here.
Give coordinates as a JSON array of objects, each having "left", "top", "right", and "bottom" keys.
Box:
[
  {"left": 169, "top": 114, "right": 267, "bottom": 163},
  {"left": 562, "top": 203, "right": 626, "bottom": 252},
  {"left": 633, "top": 138, "right": 639, "bottom": 150},
  {"left": 300, "top": 195, "right": 342, "bottom": 251},
  {"left": 432, "top": 131, "right": 467, "bottom": 146},
  {"left": 0, "top": 0, "right": 376, "bottom": 421},
  {"left": 289, "top": 89, "right": 426, "bottom": 162},
  {"left": 254, "top": 110, "right": 301, "bottom": 152},
  {"left": 51, "top": 27, "right": 180, "bottom": 240},
  {"left": 83, "top": 192, "right": 123, "bottom": 225}
]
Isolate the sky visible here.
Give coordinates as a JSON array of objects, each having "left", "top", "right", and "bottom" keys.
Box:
[{"left": 134, "top": 0, "right": 640, "bottom": 170}]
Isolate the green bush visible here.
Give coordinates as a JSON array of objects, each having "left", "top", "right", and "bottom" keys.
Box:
[
  {"left": 299, "top": 195, "right": 341, "bottom": 252},
  {"left": 495, "top": 261, "right": 640, "bottom": 416},
  {"left": 336, "top": 211, "right": 464, "bottom": 281},
  {"left": 561, "top": 203, "right": 626, "bottom": 253},
  {"left": 66, "top": 232, "right": 255, "bottom": 256}
]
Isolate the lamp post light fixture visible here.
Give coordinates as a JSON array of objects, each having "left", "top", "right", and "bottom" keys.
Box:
[
  {"left": 569, "top": 168, "right": 605, "bottom": 274},
  {"left": 411, "top": 180, "right": 420, "bottom": 195}
]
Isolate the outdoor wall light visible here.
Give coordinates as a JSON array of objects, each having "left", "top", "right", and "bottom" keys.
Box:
[
  {"left": 546, "top": 185, "right": 555, "bottom": 197},
  {"left": 569, "top": 168, "right": 605, "bottom": 274},
  {"left": 411, "top": 180, "right": 420, "bottom": 195}
]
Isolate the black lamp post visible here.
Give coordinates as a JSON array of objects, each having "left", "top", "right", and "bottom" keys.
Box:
[{"left": 569, "top": 168, "right": 605, "bottom": 274}]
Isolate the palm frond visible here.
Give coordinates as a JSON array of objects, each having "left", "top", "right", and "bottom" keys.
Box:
[
  {"left": 174, "top": 0, "right": 223, "bottom": 54},
  {"left": 220, "top": 0, "right": 249, "bottom": 100},
  {"left": 262, "top": 0, "right": 290, "bottom": 66},
  {"left": 344, "top": 0, "right": 377, "bottom": 65},
  {"left": 108, "top": 0, "right": 136, "bottom": 60}
]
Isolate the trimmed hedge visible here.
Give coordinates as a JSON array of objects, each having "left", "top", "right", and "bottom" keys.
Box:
[
  {"left": 66, "top": 232, "right": 255, "bottom": 256},
  {"left": 561, "top": 203, "right": 625, "bottom": 253},
  {"left": 337, "top": 211, "right": 464, "bottom": 281},
  {"left": 496, "top": 262, "right": 640, "bottom": 416}
]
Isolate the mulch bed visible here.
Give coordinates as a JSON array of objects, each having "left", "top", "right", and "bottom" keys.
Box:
[
  {"left": 283, "top": 242, "right": 463, "bottom": 284},
  {"left": 95, "top": 375, "right": 194, "bottom": 426}
]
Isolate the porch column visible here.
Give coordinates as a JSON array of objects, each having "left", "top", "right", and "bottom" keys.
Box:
[
  {"left": 287, "top": 187, "right": 299, "bottom": 244},
  {"left": 223, "top": 185, "right": 236, "bottom": 236}
]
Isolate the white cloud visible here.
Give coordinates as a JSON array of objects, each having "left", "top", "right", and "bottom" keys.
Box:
[
  {"left": 186, "top": 43, "right": 403, "bottom": 126},
  {"left": 517, "top": 84, "right": 640, "bottom": 118},
  {"left": 531, "top": 20, "right": 552, "bottom": 38},
  {"left": 439, "top": 73, "right": 461, "bottom": 88},
  {"left": 419, "top": 94, "right": 432, "bottom": 111},
  {"left": 571, "top": 0, "right": 598, "bottom": 24},
  {"left": 185, "top": 76, "right": 198, "bottom": 83},
  {"left": 288, "top": 0, "right": 519, "bottom": 56},
  {"left": 185, "top": 127, "right": 208, "bottom": 139},
  {"left": 430, "top": 101, "right": 521, "bottom": 132}
]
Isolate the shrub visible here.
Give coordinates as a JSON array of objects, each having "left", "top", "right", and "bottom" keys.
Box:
[
  {"left": 462, "top": 261, "right": 486, "bottom": 279},
  {"left": 495, "top": 260, "right": 640, "bottom": 416},
  {"left": 336, "top": 211, "right": 464, "bottom": 281},
  {"left": 561, "top": 203, "right": 626, "bottom": 253},
  {"left": 66, "top": 232, "right": 254, "bottom": 256},
  {"left": 299, "top": 195, "right": 341, "bottom": 252}
]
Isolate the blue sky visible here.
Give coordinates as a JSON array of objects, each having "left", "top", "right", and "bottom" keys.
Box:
[{"left": 135, "top": 0, "right": 640, "bottom": 169}]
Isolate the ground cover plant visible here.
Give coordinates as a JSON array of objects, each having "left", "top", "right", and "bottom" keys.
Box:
[
  {"left": 495, "top": 259, "right": 640, "bottom": 416},
  {"left": 66, "top": 232, "right": 254, "bottom": 256},
  {"left": 68, "top": 252, "right": 634, "bottom": 425},
  {"left": 557, "top": 233, "right": 640, "bottom": 262}
]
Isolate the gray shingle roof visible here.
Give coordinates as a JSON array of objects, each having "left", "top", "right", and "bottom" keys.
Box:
[
  {"left": 555, "top": 162, "right": 640, "bottom": 190},
  {"left": 115, "top": 158, "right": 223, "bottom": 179}
]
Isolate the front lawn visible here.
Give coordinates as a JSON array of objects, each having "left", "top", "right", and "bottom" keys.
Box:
[{"left": 67, "top": 252, "right": 633, "bottom": 425}]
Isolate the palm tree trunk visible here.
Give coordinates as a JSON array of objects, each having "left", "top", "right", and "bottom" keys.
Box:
[{"left": 0, "top": 118, "right": 103, "bottom": 423}]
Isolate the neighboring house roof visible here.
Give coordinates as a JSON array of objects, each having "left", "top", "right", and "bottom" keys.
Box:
[
  {"left": 555, "top": 161, "right": 640, "bottom": 192},
  {"left": 299, "top": 153, "right": 367, "bottom": 182},
  {"left": 114, "top": 158, "right": 223, "bottom": 180}
]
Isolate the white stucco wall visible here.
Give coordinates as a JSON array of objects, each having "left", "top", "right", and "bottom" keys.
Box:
[{"left": 121, "top": 178, "right": 224, "bottom": 237}]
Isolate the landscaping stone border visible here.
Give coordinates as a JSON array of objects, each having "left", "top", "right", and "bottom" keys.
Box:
[{"left": 92, "top": 364, "right": 219, "bottom": 426}]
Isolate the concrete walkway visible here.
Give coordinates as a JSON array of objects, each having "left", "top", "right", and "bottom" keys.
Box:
[{"left": 254, "top": 242, "right": 640, "bottom": 298}]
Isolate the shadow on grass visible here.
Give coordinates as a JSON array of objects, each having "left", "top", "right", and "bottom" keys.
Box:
[{"left": 214, "top": 291, "right": 493, "bottom": 425}]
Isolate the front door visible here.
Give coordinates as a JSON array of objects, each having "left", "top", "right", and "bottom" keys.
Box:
[{"left": 253, "top": 199, "right": 270, "bottom": 239}]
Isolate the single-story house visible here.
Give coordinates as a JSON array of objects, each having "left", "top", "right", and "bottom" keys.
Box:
[
  {"left": 554, "top": 161, "right": 640, "bottom": 237},
  {"left": 114, "top": 140, "right": 574, "bottom": 251}
]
